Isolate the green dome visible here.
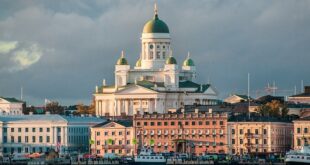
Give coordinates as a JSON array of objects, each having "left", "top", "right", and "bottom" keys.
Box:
[
  {"left": 166, "top": 56, "right": 177, "bottom": 65},
  {"left": 135, "top": 58, "right": 142, "bottom": 67},
  {"left": 143, "top": 14, "right": 169, "bottom": 33},
  {"left": 116, "top": 57, "right": 128, "bottom": 65},
  {"left": 183, "top": 58, "right": 195, "bottom": 66}
]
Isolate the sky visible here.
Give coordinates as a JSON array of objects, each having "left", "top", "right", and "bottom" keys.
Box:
[{"left": 0, "top": 0, "right": 309, "bottom": 106}]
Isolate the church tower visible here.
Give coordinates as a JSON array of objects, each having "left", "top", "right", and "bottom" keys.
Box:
[
  {"left": 140, "top": 4, "right": 171, "bottom": 70},
  {"left": 115, "top": 51, "right": 130, "bottom": 86}
]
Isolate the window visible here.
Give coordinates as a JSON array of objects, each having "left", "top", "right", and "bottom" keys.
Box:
[
  {"left": 127, "top": 140, "right": 130, "bottom": 144},
  {"left": 232, "top": 129, "right": 235, "bottom": 134},
  {"left": 47, "top": 128, "right": 50, "bottom": 132},
  {"left": 32, "top": 128, "right": 36, "bottom": 132},
  {"left": 157, "top": 122, "right": 162, "bottom": 126},
  {"left": 164, "top": 122, "right": 168, "bottom": 126},
  {"left": 304, "top": 128, "right": 308, "bottom": 134},
  {"left": 97, "top": 132, "right": 100, "bottom": 136},
  {"left": 232, "top": 139, "right": 235, "bottom": 144},
  {"left": 11, "top": 128, "right": 14, "bottom": 132},
  {"left": 137, "top": 122, "right": 140, "bottom": 126},
  {"left": 157, "top": 45, "right": 160, "bottom": 49},
  {"left": 25, "top": 128, "right": 28, "bottom": 132},
  {"left": 112, "top": 132, "right": 115, "bottom": 136},
  {"left": 297, "top": 139, "right": 301, "bottom": 146},
  {"left": 39, "top": 128, "right": 43, "bottom": 132},
  {"left": 150, "top": 122, "right": 155, "bottom": 126},
  {"left": 57, "top": 127, "right": 61, "bottom": 133},
  {"left": 192, "top": 121, "right": 195, "bottom": 126},
  {"left": 11, "top": 136, "right": 14, "bottom": 143},
  {"left": 25, "top": 136, "right": 28, "bottom": 143},
  {"left": 162, "top": 52, "right": 166, "bottom": 59},
  {"left": 255, "top": 129, "right": 259, "bottom": 134},
  {"left": 264, "top": 139, "right": 267, "bottom": 145},
  {"left": 3, "top": 136, "right": 7, "bottom": 143},
  {"left": 205, "top": 121, "right": 210, "bottom": 125},
  {"left": 255, "top": 139, "right": 259, "bottom": 144},
  {"left": 57, "top": 136, "right": 61, "bottom": 143},
  {"left": 198, "top": 121, "right": 203, "bottom": 125},
  {"left": 263, "top": 129, "right": 267, "bottom": 135},
  {"left": 119, "top": 140, "right": 122, "bottom": 145},
  {"left": 39, "top": 136, "right": 43, "bottom": 142},
  {"left": 212, "top": 121, "right": 216, "bottom": 125},
  {"left": 144, "top": 122, "right": 148, "bottom": 126},
  {"left": 126, "top": 131, "right": 130, "bottom": 135},
  {"left": 247, "top": 129, "right": 251, "bottom": 134},
  {"left": 156, "top": 52, "right": 160, "bottom": 59},
  {"left": 240, "top": 129, "right": 243, "bottom": 134},
  {"left": 18, "top": 128, "right": 21, "bottom": 132},
  {"left": 18, "top": 136, "right": 21, "bottom": 143},
  {"left": 46, "top": 136, "right": 50, "bottom": 143},
  {"left": 97, "top": 141, "right": 100, "bottom": 145},
  {"left": 185, "top": 121, "right": 189, "bottom": 126},
  {"left": 32, "top": 136, "right": 36, "bottom": 143},
  {"left": 149, "top": 44, "right": 153, "bottom": 49},
  {"left": 171, "top": 122, "right": 175, "bottom": 126},
  {"left": 119, "top": 131, "right": 122, "bottom": 135},
  {"left": 149, "top": 51, "right": 153, "bottom": 59},
  {"left": 297, "top": 128, "right": 301, "bottom": 134},
  {"left": 105, "top": 132, "right": 108, "bottom": 136},
  {"left": 240, "top": 139, "right": 243, "bottom": 144},
  {"left": 3, "top": 128, "right": 7, "bottom": 133}
]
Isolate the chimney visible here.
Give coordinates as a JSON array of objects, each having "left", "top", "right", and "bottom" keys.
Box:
[
  {"left": 305, "top": 86, "right": 310, "bottom": 94},
  {"left": 194, "top": 108, "right": 199, "bottom": 113},
  {"left": 208, "top": 108, "right": 213, "bottom": 114}
]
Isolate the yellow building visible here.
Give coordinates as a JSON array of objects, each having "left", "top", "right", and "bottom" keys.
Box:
[
  {"left": 293, "top": 117, "right": 310, "bottom": 150},
  {"left": 90, "top": 120, "right": 134, "bottom": 156},
  {"left": 227, "top": 117, "right": 293, "bottom": 155}
]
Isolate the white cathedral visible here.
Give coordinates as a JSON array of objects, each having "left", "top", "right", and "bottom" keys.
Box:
[{"left": 94, "top": 6, "right": 218, "bottom": 116}]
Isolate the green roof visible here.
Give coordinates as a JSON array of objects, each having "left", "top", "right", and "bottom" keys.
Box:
[
  {"left": 179, "top": 81, "right": 210, "bottom": 93},
  {"left": 143, "top": 14, "right": 169, "bottom": 33},
  {"left": 183, "top": 58, "right": 195, "bottom": 66},
  {"left": 137, "top": 80, "right": 164, "bottom": 89},
  {"left": 166, "top": 56, "right": 177, "bottom": 64},
  {"left": 1, "top": 97, "right": 23, "bottom": 103},
  {"left": 116, "top": 57, "right": 128, "bottom": 65}
]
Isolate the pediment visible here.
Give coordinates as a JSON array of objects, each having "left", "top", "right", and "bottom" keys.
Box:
[
  {"left": 116, "top": 85, "right": 158, "bottom": 95},
  {"left": 100, "top": 122, "right": 125, "bottom": 128},
  {"left": 203, "top": 86, "right": 217, "bottom": 95}
]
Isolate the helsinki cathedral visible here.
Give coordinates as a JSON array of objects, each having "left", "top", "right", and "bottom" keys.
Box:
[{"left": 94, "top": 5, "right": 218, "bottom": 117}]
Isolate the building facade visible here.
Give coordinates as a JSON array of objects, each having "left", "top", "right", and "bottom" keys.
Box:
[
  {"left": 93, "top": 6, "right": 218, "bottom": 117},
  {"left": 90, "top": 120, "right": 134, "bottom": 156},
  {"left": 133, "top": 113, "right": 228, "bottom": 155},
  {"left": 0, "top": 97, "right": 24, "bottom": 115},
  {"left": 227, "top": 118, "right": 293, "bottom": 155},
  {"left": 293, "top": 117, "right": 310, "bottom": 150},
  {"left": 0, "top": 115, "right": 105, "bottom": 155},
  {"left": 288, "top": 86, "right": 310, "bottom": 104}
]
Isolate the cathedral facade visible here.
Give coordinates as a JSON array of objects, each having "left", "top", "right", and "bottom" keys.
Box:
[{"left": 94, "top": 6, "right": 218, "bottom": 116}]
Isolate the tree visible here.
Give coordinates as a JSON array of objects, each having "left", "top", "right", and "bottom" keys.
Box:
[
  {"left": 255, "top": 100, "right": 289, "bottom": 117},
  {"left": 76, "top": 101, "right": 95, "bottom": 115},
  {"left": 23, "top": 106, "right": 36, "bottom": 115},
  {"left": 46, "top": 101, "right": 64, "bottom": 114}
]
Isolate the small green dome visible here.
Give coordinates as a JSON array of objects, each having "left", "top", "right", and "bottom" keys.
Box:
[
  {"left": 143, "top": 14, "right": 169, "bottom": 33},
  {"left": 166, "top": 56, "right": 177, "bottom": 65},
  {"left": 183, "top": 58, "right": 195, "bottom": 66},
  {"left": 135, "top": 58, "right": 142, "bottom": 67},
  {"left": 116, "top": 57, "right": 128, "bottom": 65}
]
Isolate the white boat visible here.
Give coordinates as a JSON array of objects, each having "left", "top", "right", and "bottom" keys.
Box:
[
  {"left": 134, "top": 148, "right": 166, "bottom": 165},
  {"left": 285, "top": 145, "right": 310, "bottom": 165}
]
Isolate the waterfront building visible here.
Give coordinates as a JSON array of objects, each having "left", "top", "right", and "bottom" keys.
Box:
[
  {"left": 0, "top": 97, "right": 24, "bottom": 115},
  {"left": 288, "top": 86, "right": 310, "bottom": 104},
  {"left": 93, "top": 5, "right": 218, "bottom": 117},
  {"left": 90, "top": 120, "right": 134, "bottom": 156},
  {"left": 0, "top": 114, "right": 105, "bottom": 155},
  {"left": 227, "top": 116, "right": 293, "bottom": 155},
  {"left": 293, "top": 117, "right": 310, "bottom": 150},
  {"left": 133, "top": 112, "right": 228, "bottom": 155}
]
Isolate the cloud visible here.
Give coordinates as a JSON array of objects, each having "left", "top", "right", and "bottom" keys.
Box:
[
  {"left": 0, "top": 41, "right": 18, "bottom": 54},
  {"left": 0, "top": 41, "right": 42, "bottom": 72}
]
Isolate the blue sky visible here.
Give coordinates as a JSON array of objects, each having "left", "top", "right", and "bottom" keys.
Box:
[{"left": 0, "top": 0, "right": 309, "bottom": 106}]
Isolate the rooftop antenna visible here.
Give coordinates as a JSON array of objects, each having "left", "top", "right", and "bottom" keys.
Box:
[
  {"left": 20, "top": 86, "right": 23, "bottom": 101},
  {"left": 273, "top": 81, "right": 276, "bottom": 96},
  {"left": 248, "top": 73, "right": 250, "bottom": 119},
  {"left": 301, "top": 80, "right": 304, "bottom": 93},
  {"left": 154, "top": 3, "right": 158, "bottom": 15},
  {"left": 294, "top": 85, "right": 297, "bottom": 95}
]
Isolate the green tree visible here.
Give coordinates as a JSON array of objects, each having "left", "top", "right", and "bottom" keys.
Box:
[{"left": 255, "top": 100, "right": 289, "bottom": 117}]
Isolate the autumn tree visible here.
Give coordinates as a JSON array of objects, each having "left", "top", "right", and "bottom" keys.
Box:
[
  {"left": 76, "top": 101, "right": 95, "bottom": 115},
  {"left": 255, "top": 100, "right": 289, "bottom": 117}
]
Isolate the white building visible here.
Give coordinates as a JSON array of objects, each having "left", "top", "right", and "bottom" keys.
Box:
[
  {"left": 0, "top": 97, "right": 24, "bottom": 115},
  {"left": 94, "top": 5, "right": 218, "bottom": 117},
  {"left": 0, "top": 114, "right": 105, "bottom": 155}
]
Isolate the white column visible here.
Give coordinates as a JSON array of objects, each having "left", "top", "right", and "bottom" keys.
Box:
[
  {"left": 147, "top": 99, "right": 151, "bottom": 113},
  {"left": 139, "top": 100, "right": 142, "bottom": 114},
  {"left": 154, "top": 99, "right": 157, "bottom": 113},
  {"left": 125, "top": 99, "right": 129, "bottom": 115},
  {"left": 129, "top": 99, "right": 133, "bottom": 115},
  {"left": 114, "top": 99, "right": 117, "bottom": 117},
  {"left": 96, "top": 101, "right": 99, "bottom": 116}
]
